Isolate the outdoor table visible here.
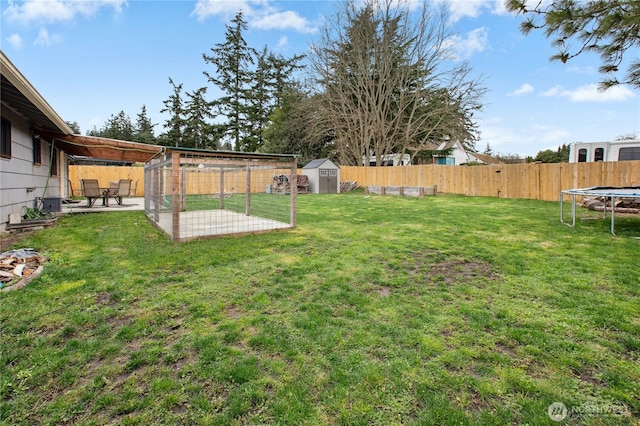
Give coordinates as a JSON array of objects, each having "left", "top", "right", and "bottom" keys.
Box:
[{"left": 101, "top": 188, "right": 114, "bottom": 207}]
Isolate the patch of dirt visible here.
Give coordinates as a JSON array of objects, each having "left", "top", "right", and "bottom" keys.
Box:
[
  {"left": 406, "top": 252, "right": 499, "bottom": 286},
  {"left": 226, "top": 306, "right": 243, "bottom": 319},
  {"left": 0, "top": 231, "right": 31, "bottom": 252},
  {"left": 377, "top": 286, "right": 391, "bottom": 297},
  {"left": 95, "top": 292, "right": 117, "bottom": 306}
]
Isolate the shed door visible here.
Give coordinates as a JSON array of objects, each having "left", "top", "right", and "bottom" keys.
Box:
[{"left": 319, "top": 169, "right": 337, "bottom": 193}]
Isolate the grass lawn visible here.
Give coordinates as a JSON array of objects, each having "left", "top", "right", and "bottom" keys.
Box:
[{"left": 1, "top": 192, "right": 638, "bottom": 425}]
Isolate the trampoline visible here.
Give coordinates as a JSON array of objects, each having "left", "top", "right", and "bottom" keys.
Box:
[{"left": 560, "top": 186, "right": 640, "bottom": 235}]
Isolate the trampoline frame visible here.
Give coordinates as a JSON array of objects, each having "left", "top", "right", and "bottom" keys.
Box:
[{"left": 560, "top": 186, "right": 640, "bottom": 235}]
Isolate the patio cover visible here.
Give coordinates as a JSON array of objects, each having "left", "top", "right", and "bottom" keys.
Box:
[{"left": 34, "top": 128, "right": 164, "bottom": 163}]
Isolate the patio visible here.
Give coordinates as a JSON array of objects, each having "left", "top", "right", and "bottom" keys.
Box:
[{"left": 60, "top": 197, "right": 145, "bottom": 214}]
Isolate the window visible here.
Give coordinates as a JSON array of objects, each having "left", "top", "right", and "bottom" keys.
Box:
[
  {"left": 619, "top": 147, "right": 640, "bottom": 161},
  {"left": 33, "top": 136, "right": 41, "bottom": 164},
  {"left": 594, "top": 148, "right": 604, "bottom": 162},
  {"left": 1, "top": 117, "right": 10, "bottom": 158},
  {"left": 577, "top": 149, "right": 587, "bottom": 162},
  {"left": 50, "top": 147, "right": 58, "bottom": 177}
]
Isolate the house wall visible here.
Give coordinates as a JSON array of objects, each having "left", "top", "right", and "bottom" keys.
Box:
[{"left": 0, "top": 105, "right": 65, "bottom": 233}]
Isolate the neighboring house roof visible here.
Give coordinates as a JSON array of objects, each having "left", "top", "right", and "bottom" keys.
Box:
[
  {"left": 303, "top": 158, "right": 339, "bottom": 169},
  {"left": 469, "top": 152, "right": 504, "bottom": 165},
  {"left": 1, "top": 50, "right": 73, "bottom": 134},
  {"left": 433, "top": 140, "right": 503, "bottom": 165}
]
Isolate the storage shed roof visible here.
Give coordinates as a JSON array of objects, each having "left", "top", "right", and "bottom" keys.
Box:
[{"left": 303, "top": 158, "right": 339, "bottom": 169}]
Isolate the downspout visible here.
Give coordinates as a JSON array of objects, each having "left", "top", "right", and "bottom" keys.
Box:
[{"left": 39, "top": 138, "right": 56, "bottom": 203}]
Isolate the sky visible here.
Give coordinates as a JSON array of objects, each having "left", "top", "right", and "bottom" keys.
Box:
[{"left": 1, "top": 0, "right": 639, "bottom": 158}]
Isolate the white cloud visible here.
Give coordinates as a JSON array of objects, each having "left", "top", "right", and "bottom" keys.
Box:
[
  {"left": 277, "top": 36, "right": 288, "bottom": 48},
  {"left": 542, "top": 84, "right": 636, "bottom": 102},
  {"left": 508, "top": 83, "right": 534, "bottom": 96},
  {"left": 191, "top": 0, "right": 317, "bottom": 33},
  {"left": 441, "top": 0, "right": 506, "bottom": 22},
  {"left": 4, "top": 0, "right": 127, "bottom": 24},
  {"left": 191, "top": 0, "right": 254, "bottom": 22},
  {"left": 34, "top": 28, "right": 56, "bottom": 46},
  {"left": 6, "top": 33, "right": 23, "bottom": 49},
  {"left": 446, "top": 27, "right": 489, "bottom": 61},
  {"left": 251, "top": 10, "right": 317, "bottom": 34},
  {"left": 566, "top": 65, "right": 596, "bottom": 75},
  {"left": 479, "top": 122, "right": 570, "bottom": 155}
]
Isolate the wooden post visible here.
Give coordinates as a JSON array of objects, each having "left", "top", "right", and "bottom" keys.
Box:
[
  {"left": 246, "top": 165, "right": 251, "bottom": 216},
  {"left": 290, "top": 157, "right": 297, "bottom": 227},
  {"left": 154, "top": 166, "right": 161, "bottom": 222},
  {"left": 172, "top": 151, "right": 181, "bottom": 242},
  {"left": 181, "top": 168, "right": 187, "bottom": 211},
  {"left": 220, "top": 168, "right": 225, "bottom": 210}
]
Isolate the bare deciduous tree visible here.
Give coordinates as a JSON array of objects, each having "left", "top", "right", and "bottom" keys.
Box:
[{"left": 307, "top": 0, "right": 485, "bottom": 166}]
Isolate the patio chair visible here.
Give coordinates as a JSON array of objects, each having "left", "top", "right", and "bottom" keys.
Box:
[
  {"left": 81, "top": 179, "right": 103, "bottom": 207},
  {"left": 129, "top": 180, "right": 138, "bottom": 197},
  {"left": 109, "top": 179, "right": 132, "bottom": 205}
]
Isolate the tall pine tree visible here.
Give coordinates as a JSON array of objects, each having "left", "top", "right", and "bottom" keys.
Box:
[
  {"left": 184, "top": 87, "right": 215, "bottom": 149},
  {"left": 134, "top": 105, "right": 156, "bottom": 144},
  {"left": 203, "top": 11, "right": 255, "bottom": 151},
  {"left": 159, "top": 78, "right": 186, "bottom": 147}
]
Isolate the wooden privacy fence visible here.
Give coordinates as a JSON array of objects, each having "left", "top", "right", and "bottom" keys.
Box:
[
  {"left": 69, "top": 166, "right": 145, "bottom": 197},
  {"left": 341, "top": 161, "right": 640, "bottom": 202},
  {"left": 69, "top": 165, "right": 296, "bottom": 197},
  {"left": 71, "top": 161, "right": 640, "bottom": 202}
]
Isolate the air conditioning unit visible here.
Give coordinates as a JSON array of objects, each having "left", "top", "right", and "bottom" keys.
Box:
[{"left": 42, "top": 197, "right": 62, "bottom": 212}]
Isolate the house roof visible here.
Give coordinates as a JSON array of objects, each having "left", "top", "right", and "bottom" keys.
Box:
[
  {"left": 1, "top": 50, "right": 73, "bottom": 134},
  {"left": 2, "top": 50, "right": 164, "bottom": 163},
  {"left": 469, "top": 152, "right": 504, "bottom": 165},
  {"left": 302, "top": 158, "right": 338, "bottom": 169}
]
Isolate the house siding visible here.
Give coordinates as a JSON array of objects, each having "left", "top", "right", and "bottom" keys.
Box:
[{"left": 0, "top": 105, "right": 65, "bottom": 233}]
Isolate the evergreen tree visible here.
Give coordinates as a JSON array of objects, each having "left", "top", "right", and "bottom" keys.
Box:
[
  {"left": 66, "top": 121, "right": 81, "bottom": 134},
  {"left": 203, "top": 11, "right": 255, "bottom": 151},
  {"left": 183, "top": 87, "right": 215, "bottom": 149},
  {"left": 483, "top": 143, "right": 493, "bottom": 155},
  {"left": 268, "top": 51, "right": 306, "bottom": 109},
  {"left": 134, "top": 105, "right": 156, "bottom": 144},
  {"left": 159, "top": 78, "right": 186, "bottom": 147},
  {"left": 88, "top": 111, "right": 135, "bottom": 141},
  {"left": 263, "top": 86, "right": 334, "bottom": 164},
  {"left": 533, "top": 144, "right": 570, "bottom": 163},
  {"left": 245, "top": 46, "right": 275, "bottom": 152},
  {"left": 506, "top": 0, "right": 640, "bottom": 88}
]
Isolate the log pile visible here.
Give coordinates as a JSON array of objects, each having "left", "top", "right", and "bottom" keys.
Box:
[
  {"left": 0, "top": 248, "right": 48, "bottom": 291},
  {"left": 340, "top": 181, "right": 361, "bottom": 192},
  {"left": 581, "top": 197, "right": 640, "bottom": 214}
]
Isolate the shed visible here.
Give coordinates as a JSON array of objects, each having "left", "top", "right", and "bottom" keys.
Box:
[{"left": 302, "top": 158, "right": 340, "bottom": 194}]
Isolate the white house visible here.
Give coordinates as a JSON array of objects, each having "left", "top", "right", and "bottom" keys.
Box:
[
  {"left": 1, "top": 50, "right": 75, "bottom": 233},
  {"left": 432, "top": 140, "right": 502, "bottom": 165},
  {"left": 568, "top": 140, "right": 640, "bottom": 163},
  {"left": 1, "top": 50, "right": 163, "bottom": 233}
]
